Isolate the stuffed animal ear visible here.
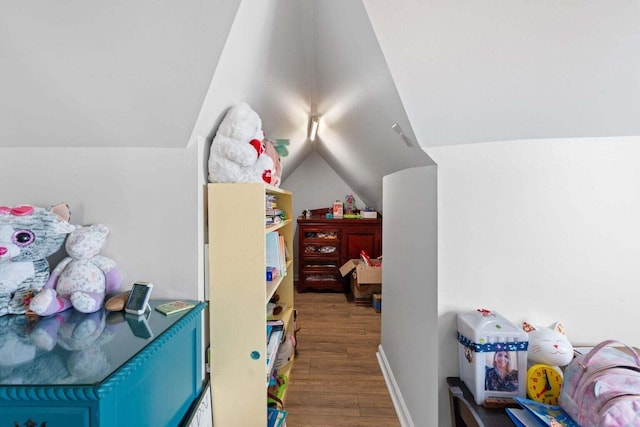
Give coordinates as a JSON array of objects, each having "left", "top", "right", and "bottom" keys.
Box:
[
  {"left": 49, "top": 203, "right": 76, "bottom": 234},
  {"left": 550, "top": 321, "right": 566, "bottom": 336},
  {"left": 50, "top": 203, "right": 71, "bottom": 222}
]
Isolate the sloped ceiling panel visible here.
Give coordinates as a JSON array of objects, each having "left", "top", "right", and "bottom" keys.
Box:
[
  {"left": 365, "top": 0, "right": 640, "bottom": 146},
  {"left": 312, "top": 0, "right": 435, "bottom": 210},
  {"left": 191, "top": 0, "right": 313, "bottom": 185},
  {"left": 0, "top": 0, "right": 240, "bottom": 147}
]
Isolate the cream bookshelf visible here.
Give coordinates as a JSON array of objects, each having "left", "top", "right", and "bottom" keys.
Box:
[{"left": 207, "top": 183, "right": 295, "bottom": 426}]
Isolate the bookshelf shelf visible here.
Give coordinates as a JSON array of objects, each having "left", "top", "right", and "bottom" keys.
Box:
[{"left": 207, "top": 183, "right": 294, "bottom": 426}]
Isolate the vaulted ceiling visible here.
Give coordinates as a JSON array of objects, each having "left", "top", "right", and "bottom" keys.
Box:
[{"left": 2, "top": 0, "right": 639, "bottom": 208}]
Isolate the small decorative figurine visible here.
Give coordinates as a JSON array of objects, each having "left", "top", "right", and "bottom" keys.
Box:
[
  {"left": 523, "top": 321, "right": 573, "bottom": 405},
  {"left": 345, "top": 194, "right": 357, "bottom": 214}
]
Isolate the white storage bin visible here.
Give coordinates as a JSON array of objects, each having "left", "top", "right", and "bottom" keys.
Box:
[{"left": 457, "top": 309, "right": 528, "bottom": 405}]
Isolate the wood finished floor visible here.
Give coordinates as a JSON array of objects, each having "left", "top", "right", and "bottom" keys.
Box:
[{"left": 284, "top": 291, "right": 400, "bottom": 427}]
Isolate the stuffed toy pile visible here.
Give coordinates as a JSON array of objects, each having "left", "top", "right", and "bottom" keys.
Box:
[
  {"left": 29, "top": 224, "right": 122, "bottom": 316},
  {"left": 208, "top": 102, "right": 281, "bottom": 186},
  {"left": 0, "top": 204, "right": 75, "bottom": 316}
]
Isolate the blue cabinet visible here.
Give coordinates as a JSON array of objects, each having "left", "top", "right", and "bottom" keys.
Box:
[{"left": 0, "top": 301, "right": 206, "bottom": 426}]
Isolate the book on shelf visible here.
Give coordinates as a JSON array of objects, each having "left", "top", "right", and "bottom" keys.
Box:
[
  {"left": 267, "top": 319, "right": 284, "bottom": 342},
  {"left": 266, "top": 320, "right": 285, "bottom": 379},
  {"left": 266, "top": 231, "right": 281, "bottom": 274},
  {"left": 154, "top": 300, "right": 195, "bottom": 316},
  {"left": 266, "top": 215, "right": 283, "bottom": 226},
  {"left": 265, "top": 208, "right": 283, "bottom": 216},
  {"left": 266, "top": 266, "right": 277, "bottom": 281},
  {"left": 266, "top": 231, "right": 287, "bottom": 278},
  {"left": 278, "top": 234, "right": 287, "bottom": 276},
  {"left": 507, "top": 397, "right": 578, "bottom": 427},
  {"left": 267, "top": 407, "right": 287, "bottom": 427},
  {"left": 265, "top": 194, "right": 278, "bottom": 209}
]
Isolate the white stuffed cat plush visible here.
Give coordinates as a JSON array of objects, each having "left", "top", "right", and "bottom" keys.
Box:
[{"left": 523, "top": 321, "right": 574, "bottom": 367}]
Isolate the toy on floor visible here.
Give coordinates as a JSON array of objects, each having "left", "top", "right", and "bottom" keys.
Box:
[
  {"left": 29, "top": 224, "right": 122, "bottom": 316},
  {"left": 0, "top": 203, "right": 75, "bottom": 316},
  {"left": 208, "top": 102, "right": 277, "bottom": 185}
]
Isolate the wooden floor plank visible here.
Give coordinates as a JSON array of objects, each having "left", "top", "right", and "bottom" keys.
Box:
[{"left": 284, "top": 291, "right": 400, "bottom": 426}]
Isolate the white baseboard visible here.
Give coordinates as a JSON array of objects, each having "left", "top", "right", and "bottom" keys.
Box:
[{"left": 377, "top": 344, "right": 414, "bottom": 427}]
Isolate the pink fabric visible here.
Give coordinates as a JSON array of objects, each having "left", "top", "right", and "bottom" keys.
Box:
[
  {"left": 560, "top": 340, "right": 640, "bottom": 426},
  {"left": 0, "top": 205, "right": 34, "bottom": 216}
]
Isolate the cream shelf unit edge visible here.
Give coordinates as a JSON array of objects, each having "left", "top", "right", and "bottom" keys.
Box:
[{"left": 207, "top": 183, "right": 294, "bottom": 427}]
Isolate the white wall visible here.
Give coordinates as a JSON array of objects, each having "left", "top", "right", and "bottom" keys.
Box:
[
  {"left": 427, "top": 137, "right": 640, "bottom": 426},
  {"left": 0, "top": 143, "right": 205, "bottom": 300},
  {"left": 380, "top": 166, "right": 438, "bottom": 427},
  {"left": 283, "top": 151, "right": 368, "bottom": 219}
]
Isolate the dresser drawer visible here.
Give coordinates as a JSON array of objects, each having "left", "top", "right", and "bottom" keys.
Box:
[
  {"left": 301, "top": 258, "right": 340, "bottom": 270},
  {"left": 301, "top": 228, "right": 340, "bottom": 242},
  {"left": 298, "top": 272, "right": 344, "bottom": 292},
  {"left": 302, "top": 243, "right": 339, "bottom": 255}
]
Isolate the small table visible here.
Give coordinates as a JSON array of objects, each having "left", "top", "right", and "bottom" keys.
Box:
[{"left": 447, "top": 377, "right": 513, "bottom": 427}]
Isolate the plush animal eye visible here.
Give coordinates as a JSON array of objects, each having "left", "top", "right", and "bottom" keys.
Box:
[{"left": 13, "top": 230, "right": 35, "bottom": 246}]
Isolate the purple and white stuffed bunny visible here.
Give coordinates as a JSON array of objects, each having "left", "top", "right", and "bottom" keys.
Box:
[{"left": 30, "top": 224, "right": 122, "bottom": 316}]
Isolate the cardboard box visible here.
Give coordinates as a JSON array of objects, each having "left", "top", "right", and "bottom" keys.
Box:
[
  {"left": 340, "top": 259, "right": 382, "bottom": 306},
  {"left": 339, "top": 259, "right": 382, "bottom": 284},
  {"left": 456, "top": 309, "right": 528, "bottom": 405},
  {"left": 350, "top": 279, "right": 381, "bottom": 306},
  {"left": 360, "top": 211, "right": 377, "bottom": 219}
]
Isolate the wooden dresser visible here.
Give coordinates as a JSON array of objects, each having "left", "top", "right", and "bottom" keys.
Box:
[
  {"left": 297, "top": 216, "right": 382, "bottom": 292},
  {"left": 0, "top": 301, "right": 206, "bottom": 427}
]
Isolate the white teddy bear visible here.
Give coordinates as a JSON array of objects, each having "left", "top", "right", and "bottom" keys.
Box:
[{"left": 208, "top": 102, "right": 276, "bottom": 185}]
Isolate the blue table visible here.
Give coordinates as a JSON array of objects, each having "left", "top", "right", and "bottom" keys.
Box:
[{"left": 0, "top": 300, "right": 206, "bottom": 426}]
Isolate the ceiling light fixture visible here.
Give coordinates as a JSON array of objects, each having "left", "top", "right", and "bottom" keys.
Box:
[
  {"left": 392, "top": 123, "right": 416, "bottom": 147},
  {"left": 309, "top": 115, "right": 319, "bottom": 141}
]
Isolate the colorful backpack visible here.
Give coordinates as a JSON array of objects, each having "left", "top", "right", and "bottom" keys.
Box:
[{"left": 559, "top": 340, "right": 640, "bottom": 426}]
